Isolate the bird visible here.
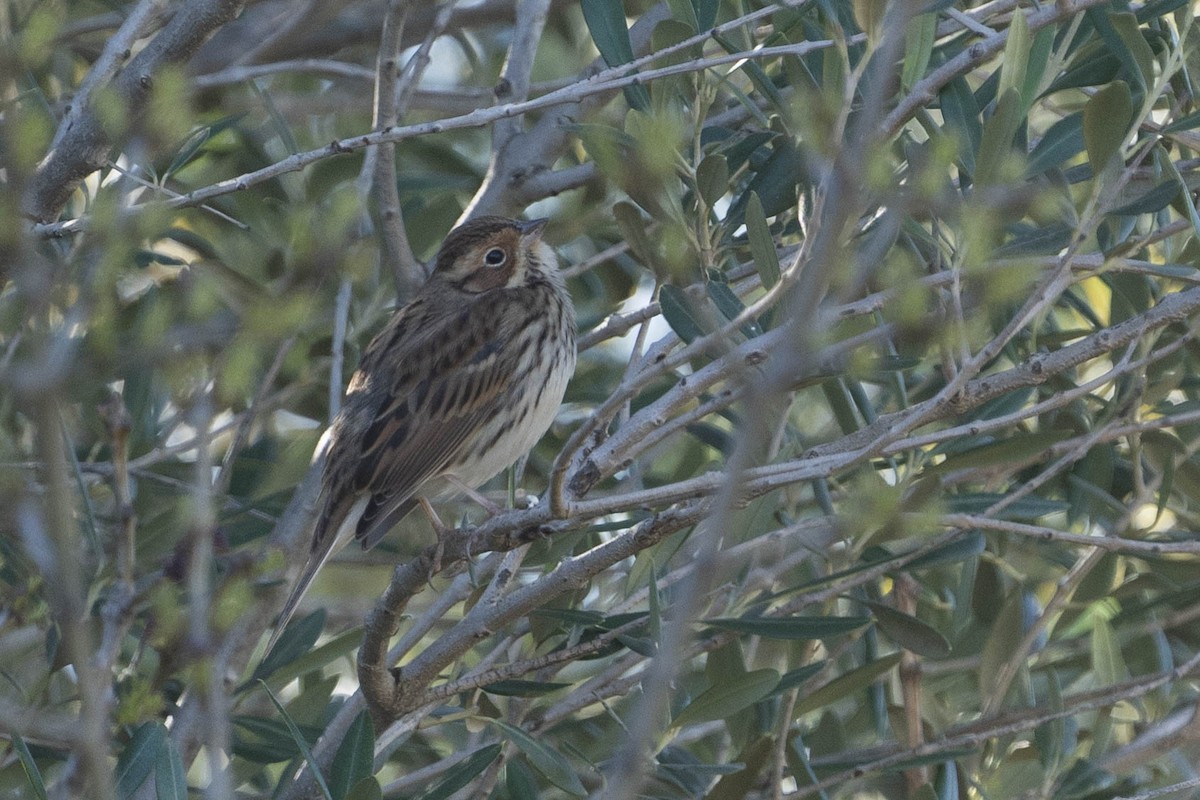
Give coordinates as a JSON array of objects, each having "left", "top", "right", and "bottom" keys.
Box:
[{"left": 267, "top": 215, "right": 576, "bottom": 650}]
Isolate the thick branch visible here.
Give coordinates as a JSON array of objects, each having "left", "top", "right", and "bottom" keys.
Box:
[
  {"left": 358, "top": 504, "right": 697, "bottom": 724},
  {"left": 23, "top": 0, "right": 246, "bottom": 222}
]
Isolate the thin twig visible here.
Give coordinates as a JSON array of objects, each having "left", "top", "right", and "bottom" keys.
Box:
[
  {"left": 368, "top": 0, "right": 421, "bottom": 297},
  {"left": 36, "top": 22, "right": 851, "bottom": 236}
]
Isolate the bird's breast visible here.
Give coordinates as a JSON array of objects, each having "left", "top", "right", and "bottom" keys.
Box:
[{"left": 446, "top": 297, "right": 575, "bottom": 490}]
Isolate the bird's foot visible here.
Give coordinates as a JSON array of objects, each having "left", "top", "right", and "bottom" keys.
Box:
[
  {"left": 417, "top": 496, "right": 451, "bottom": 578},
  {"left": 444, "top": 474, "right": 504, "bottom": 516}
]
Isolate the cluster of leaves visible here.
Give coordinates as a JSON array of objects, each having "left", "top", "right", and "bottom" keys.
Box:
[{"left": 4, "top": 0, "right": 1200, "bottom": 798}]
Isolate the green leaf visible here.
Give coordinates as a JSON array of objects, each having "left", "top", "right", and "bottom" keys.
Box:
[
  {"left": 711, "top": 33, "right": 786, "bottom": 118},
  {"left": 710, "top": 736, "right": 775, "bottom": 799},
  {"left": 648, "top": 557, "right": 662, "bottom": 644},
  {"left": 1055, "top": 758, "right": 1119, "bottom": 798},
  {"left": 259, "top": 681, "right": 334, "bottom": 800},
  {"left": 1022, "top": 24, "right": 1056, "bottom": 107},
  {"left": 1047, "top": 43, "right": 1122, "bottom": 95},
  {"left": 706, "top": 615, "right": 871, "bottom": 640},
  {"left": 822, "top": 378, "right": 861, "bottom": 435},
  {"left": 1143, "top": 430, "right": 1180, "bottom": 519},
  {"left": 569, "top": 122, "right": 634, "bottom": 179},
  {"left": 1083, "top": 81, "right": 1132, "bottom": 174},
  {"left": 705, "top": 279, "right": 743, "bottom": 320},
  {"left": 657, "top": 751, "right": 745, "bottom": 792},
  {"left": 774, "top": 662, "right": 827, "bottom": 695},
  {"left": 232, "top": 716, "right": 316, "bottom": 763},
  {"left": 493, "top": 720, "right": 587, "bottom": 797},
  {"left": 851, "top": 0, "right": 887, "bottom": 41},
  {"left": 116, "top": 722, "right": 165, "bottom": 799},
  {"left": 793, "top": 653, "right": 902, "bottom": 716},
  {"left": 993, "top": 222, "right": 1073, "bottom": 258},
  {"left": 718, "top": 130, "right": 773, "bottom": 173},
  {"left": 250, "top": 608, "right": 326, "bottom": 685},
  {"left": 1034, "top": 669, "right": 1070, "bottom": 771},
  {"left": 692, "top": 0, "right": 718, "bottom": 30},
  {"left": 580, "top": 0, "right": 649, "bottom": 110},
  {"left": 1108, "top": 180, "right": 1180, "bottom": 216},
  {"left": 901, "top": 12, "right": 936, "bottom": 90},
  {"left": 744, "top": 191, "right": 781, "bottom": 290},
  {"left": 730, "top": 138, "right": 802, "bottom": 226},
  {"left": 581, "top": 0, "right": 636, "bottom": 67},
  {"left": 154, "top": 739, "right": 187, "bottom": 800},
  {"left": 904, "top": 531, "right": 986, "bottom": 570},
  {"left": 671, "top": 669, "right": 780, "bottom": 730},
  {"left": 530, "top": 608, "right": 607, "bottom": 627},
  {"left": 612, "top": 200, "right": 661, "bottom": 274},
  {"left": 998, "top": 8, "right": 1029, "bottom": 105},
  {"left": 1091, "top": 617, "right": 1130, "bottom": 686},
  {"left": 650, "top": 18, "right": 698, "bottom": 85},
  {"left": 707, "top": 640, "right": 748, "bottom": 684},
  {"left": 940, "top": 76, "right": 981, "bottom": 175},
  {"left": 862, "top": 601, "right": 952, "bottom": 658},
  {"left": 165, "top": 126, "right": 212, "bottom": 180},
  {"left": 258, "top": 626, "right": 363, "bottom": 694},
  {"left": 978, "top": 592, "right": 1024, "bottom": 707},
  {"left": 944, "top": 493, "right": 1067, "bottom": 521},
  {"left": 1026, "top": 111, "right": 1084, "bottom": 175},
  {"left": 695, "top": 153, "right": 729, "bottom": 208},
  {"left": 664, "top": 0, "right": 697, "bottom": 30},
  {"left": 1162, "top": 108, "right": 1200, "bottom": 133},
  {"left": 329, "top": 711, "right": 375, "bottom": 800},
  {"left": 12, "top": 734, "right": 48, "bottom": 800},
  {"left": 250, "top": 80, "right": 298, "bottom": 155},
  {"left": 1157, "top": 143, "right": 1200, "bottom": 242},
  {"left": 929, "top": 431, "right": 1074, "bottom": 475},
  {"left": 346, "top": 778, "right": 382, "bottom": 800},
  {"left": 481, "top": 680, "right": 571, "bottom": 697},
  {"left": 975, "top": 88, "right": 1023, "bottom": 186},
  {"left": 280, "top": 674, "right": 339, "bottom": 729},
  {"left": 659, "top": 284, "right": 707, "bottom": 343},
  {"left": 419, "top": 744, "right": 502, "bottom": 800},
  {"left": 821, "top": 746, "right": 978, "bottom": 772},
  {"left": 617, "top": 632, "right": 658, "bottom": 656},
  {"left": 1108, "top": 13, "right": 1156, "bottom": 91},
  {"left": 1068, "top": 444, "right": 1118, "bottom": 522},
  {"left": 505, "top": 758, "right": 541, "bottom": 800},
  {"left": 707, "top": 280, "right": 760, "bottom": 338}
]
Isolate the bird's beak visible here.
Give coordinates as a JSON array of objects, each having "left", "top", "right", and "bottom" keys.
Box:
[{"left": 518, "top": 217, "right": 549, "bottom": 240}]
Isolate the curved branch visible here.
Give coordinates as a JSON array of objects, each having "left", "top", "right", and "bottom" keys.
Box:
[{"left": 23, "top": 0, "right": 246, "bottom": 222}]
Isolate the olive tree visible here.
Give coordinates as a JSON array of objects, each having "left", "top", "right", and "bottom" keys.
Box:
[{"left": 3, "top": 1, "right": 1200, "bottom": 798}]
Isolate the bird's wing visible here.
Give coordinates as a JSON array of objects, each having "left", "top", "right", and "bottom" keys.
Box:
[
  {"left": 326, "top": 291, "right": 529, "bottom": 549},
  {"left": 353, "top": 309, "right": 526, "bottom": 545}
]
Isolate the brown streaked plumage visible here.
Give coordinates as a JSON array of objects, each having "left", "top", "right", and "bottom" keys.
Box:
[{"left": 269, "top": 216, "right": 576, "bottom": 648}]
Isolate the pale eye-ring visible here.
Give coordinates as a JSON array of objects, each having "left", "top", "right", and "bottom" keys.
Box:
[{"left": 484, "top": 248, "right": 507, "bottom": 267}]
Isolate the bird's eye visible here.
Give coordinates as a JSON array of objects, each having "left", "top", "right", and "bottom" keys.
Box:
[{"left": 484, "top": 248, "right": 507, "bottom": 267}]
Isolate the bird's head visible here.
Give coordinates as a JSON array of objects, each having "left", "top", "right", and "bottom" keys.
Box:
[{"left": 433, "top": 216, "right": 557, "bottom": 293}]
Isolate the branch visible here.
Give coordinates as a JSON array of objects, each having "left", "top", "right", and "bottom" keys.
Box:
[
  {"left": 459, "top": 0, "right": 645, "bottom": 220},
  {"left": 358, "top": 503, "right": 698, "bottom": 725},
  {"left": 791, "top": 651, "right": 1200, "bottom": 797},
  {"left": 793, "top": 284, "right": 1200, "bottom": 483},
  {"left": 882, "top": 0, "right": 1114, "bottom": 138},
  {"left": 46, "top": 0, "right": 170, "bottom": 157},
  {"left": 365, "top": 0, "right": 421, "bottom": 298},
  {"left": 35, "top": 7, "right": 845, "bottom": 237},
  {"left": 23, "top": 0, "right": 246, "bottom": 222},
  {"left": 21, "top": 403, "right": 112, "bottom": 797},
  {"left": 189, "top": 0, "right": 523, "bottom": 75}
]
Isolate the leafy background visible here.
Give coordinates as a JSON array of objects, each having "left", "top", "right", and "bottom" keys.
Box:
[{"left": 4, "top": 0, "right": 1200, "bottom": 798}]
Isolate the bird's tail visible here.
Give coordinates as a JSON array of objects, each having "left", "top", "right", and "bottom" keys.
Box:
[
  {"left": 263, "top": 499, "right": 363, "bottom": 655},
  {"left": 263, "top": 545, "right": 336, "bottom": 655}
]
